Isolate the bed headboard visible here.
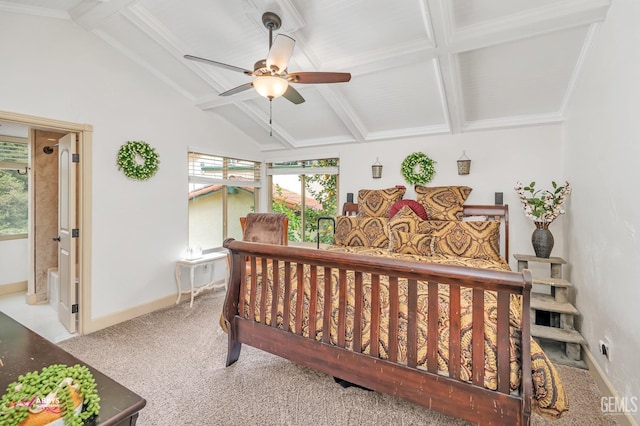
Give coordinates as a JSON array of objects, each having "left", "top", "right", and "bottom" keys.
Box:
[
  {"left": 339, "top": 202, "right": 510, "bottom": 260},
  {"left": 462, "top": 204, "right": 510, "bottom": 260}
]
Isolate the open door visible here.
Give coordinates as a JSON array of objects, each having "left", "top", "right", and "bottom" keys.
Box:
[{"left": 57, "top": 133, "right": 77, "bottom": 333}]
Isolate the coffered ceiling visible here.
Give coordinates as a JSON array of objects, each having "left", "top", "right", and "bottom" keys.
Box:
[{"left": 1, "top": 0, "right": 611, "bottom": 151}]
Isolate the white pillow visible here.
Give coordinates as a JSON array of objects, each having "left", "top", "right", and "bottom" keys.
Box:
[{"left": 462, "top": 215, "right": 488, "bottom": 222}]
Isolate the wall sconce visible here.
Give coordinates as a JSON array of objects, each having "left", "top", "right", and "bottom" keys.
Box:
[
  {"left": 457, "top": 151, "right": 471, "bottom": 175},
  {"left": 371, "top": 158, "right": 383, "bottom": 178}
]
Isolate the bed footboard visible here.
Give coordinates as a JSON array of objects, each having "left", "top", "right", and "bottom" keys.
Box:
[{"left": 222, "top": 239, "right": 533, "bottom": 426}]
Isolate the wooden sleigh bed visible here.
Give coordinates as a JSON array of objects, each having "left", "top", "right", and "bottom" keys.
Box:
[{"left": 221, "top": 200, "right": 567, "bottom": 425}]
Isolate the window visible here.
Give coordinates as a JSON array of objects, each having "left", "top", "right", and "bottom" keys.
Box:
[
  {"left": 188, "top": 152, "right": 260, "bottom": 249},
  {"left": 0, "top": 137, "right": 29, "bottom": 238},
  {"left": 268, "top": 158, "right": 339, "bottom": 244}
]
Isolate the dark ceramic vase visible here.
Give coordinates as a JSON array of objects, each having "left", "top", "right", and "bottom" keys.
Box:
[{"left": 532, "top": 222, "right": 554, "bottom": 258}]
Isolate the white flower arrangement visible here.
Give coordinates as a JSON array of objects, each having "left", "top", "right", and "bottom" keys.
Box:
[{"left": 514, "top": 181, "right": 571, "bottom": 225}]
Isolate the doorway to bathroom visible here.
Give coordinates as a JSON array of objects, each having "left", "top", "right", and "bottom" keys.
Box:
[{"left": 0, "top": 110, "right": 92, "bottom": 339}]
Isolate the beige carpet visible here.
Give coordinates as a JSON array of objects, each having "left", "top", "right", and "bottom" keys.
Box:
[{"left": 59, "top": 290, "right": 617, "bottom": 426}]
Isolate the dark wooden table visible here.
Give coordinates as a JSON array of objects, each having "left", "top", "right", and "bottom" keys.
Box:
[{"left": 0, "top": 312, "right": 146, "bottom": 425}]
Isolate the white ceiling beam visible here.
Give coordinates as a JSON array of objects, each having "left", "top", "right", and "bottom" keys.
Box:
[
  {"left": 559, "top": 23, "right": 602, "bottom": 117},
  {"left": 462, "top": 112, "right": 564, "bottom": 133},
  {"left": 443, "top": 0, "right": 611, "bottom": 53},
  {"left": 0, "top": 1, "right": 69, "bottom": 19},
  {"left": 70, "top": 0, "right": 139, "bottom": 30},
  {"left": 366, "top": 123, "right": 451, "bottom": 142},
  {"left": 427, "top": 0, "right": 460, "bottom": 134},
  {"left": 91, "top": 28, "right": 196, "bottom": 102},
  {"left": 120, "top": 5, "right": 232, "bottom": 93},
  {"left": 315, "top": 86, "right": 367, "bottom": 143}
]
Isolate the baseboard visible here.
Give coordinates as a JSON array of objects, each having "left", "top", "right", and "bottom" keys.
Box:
[
  {"left": 583, "top": 345, "right": 638, "bottom": 426},
  {"left": 83, "top": 294, "right": 177, "bottom": 334},
  {"left": 0, "top": 281, "right": 27, "bottom": 296}
]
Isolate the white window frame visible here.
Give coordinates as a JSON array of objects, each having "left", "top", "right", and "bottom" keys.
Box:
[{"left": 188, "top": 151, "right": 261, "bottom": 249}]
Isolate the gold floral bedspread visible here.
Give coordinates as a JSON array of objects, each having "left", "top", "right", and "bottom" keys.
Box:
[{"left": 238, "top": 245, "right": 568, "bottom": 418}]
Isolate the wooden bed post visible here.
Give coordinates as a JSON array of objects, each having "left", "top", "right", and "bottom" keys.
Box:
[
  {"left": 521, "top": 268, "right": 534, "bottom": 425},
  {"left": 222, "top": 238, "right": 242, "bottom": 366}
]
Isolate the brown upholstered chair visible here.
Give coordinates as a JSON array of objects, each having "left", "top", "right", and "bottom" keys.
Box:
[
  {"left": 220, "top": 213, "right": 289, "bottom": 333},
  {"left": 239, "top": 213, "right": 289, "bottom": 245}
]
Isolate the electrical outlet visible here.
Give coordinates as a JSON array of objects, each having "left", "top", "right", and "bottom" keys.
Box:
[{"left": 599, "top": 338, "right": 611, "bottom": 361}]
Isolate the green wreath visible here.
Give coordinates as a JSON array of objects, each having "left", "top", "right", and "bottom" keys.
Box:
[
  {"left": 401, "top": 152, "right": 436, "bottom": 185},
  {"left": 117, "top": 141, "right": 159, "bottom": 181}
]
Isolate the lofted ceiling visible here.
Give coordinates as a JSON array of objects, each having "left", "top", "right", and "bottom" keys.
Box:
[{"left": 1, "top": 0, "right": 611, "bottom": 151}]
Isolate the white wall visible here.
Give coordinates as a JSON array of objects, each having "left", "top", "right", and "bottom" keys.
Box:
[
  {"left": 0, "top": 12, "right": 258, "bottom": 318},
  {"left": 0, "top": 239, "right": 28, "bottom": 285},
  {"left": 563, "top": 0, "right": 640, "bottom": 421},
  {"left": 265, "top": 124, "right": 567, "bottom": 271}
]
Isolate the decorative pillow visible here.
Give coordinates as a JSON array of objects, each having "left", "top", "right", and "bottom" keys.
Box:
[
  {"left": 389, "top": 199, "right": 428, "bottom": 220},
  {"left": 414, "top": 185, "right": 472, "bottom": 221},
  {"left": 388, "top": 206, "right": 451, "bottom": 236},
  {"left": 462, "top": 215, "right": 487, "bottom": 222},
  {"left": 334, "top": 216, "right": 389, "bottom": 248},
  {"left": 357, "top": 186, "right": 406, "bottom": 217},
  {"left": 388, "top": 205, "right": 425, "bottom": 234},
  {"left": 389, "top": 230, "right": 432, "bottom": 256},
  {"left": 418, "top": 220, "right": 453, "bottom": 235},
  {"left": 429, "top": 220, "right": 501, "bottom": 261}
]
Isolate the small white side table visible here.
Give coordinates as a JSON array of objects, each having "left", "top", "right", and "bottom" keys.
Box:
[{"left": 175, "top": 252, "right": 227, "bottom": 307}]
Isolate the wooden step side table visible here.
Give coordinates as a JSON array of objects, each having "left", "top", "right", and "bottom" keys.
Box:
[{"left": 514, "top": 254, "right": 587, "bottom": 368}]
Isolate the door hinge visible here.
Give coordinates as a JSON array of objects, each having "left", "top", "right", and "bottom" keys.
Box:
[
  {"left": 72, "top": 229, "right": 79, "bottom": 238},
  {"left": 72, "top": 304, "right": 79, "bottom": 314},
  {"left": 72, "top": 153, "right": 80, "bottom": 163}
]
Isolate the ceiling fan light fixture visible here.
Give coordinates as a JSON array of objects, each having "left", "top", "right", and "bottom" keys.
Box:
[{"left": 253, "top": 76, "right": 288, "bottom": 99}]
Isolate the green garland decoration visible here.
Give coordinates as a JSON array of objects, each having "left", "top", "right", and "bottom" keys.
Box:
[
  {"left": 0, "top": 364, "right": 100, "bottom": 426},
  {"left": 117, "top": 141, "right": 159, "bottom": 180},
  {"left": 401, "top": 152, "right": 436, "bottom": 185}
]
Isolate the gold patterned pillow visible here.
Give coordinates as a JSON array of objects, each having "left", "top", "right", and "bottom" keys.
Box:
[
  {"left": 414, "top": 185, "right": 472, "bottom": 221},
  {"left": 388, "top": 206, "right": 452, "bottom": 236},
  {"left": 387, "top": 205, "right": 424, "bottom": 234},
  {"left": 389, "top": 230, "right": 432, "bottom": 256},
  {"left": 417, "top": 220, "right": 453, "bottom": 235},
  {"left": 357, "top": 186, "right": 406, "bottom": 217},
  {"left": 430, "top": 220, "right": 501, "bottom": 261},
  {"left": 334, "top": 216, "right": 389, "bottom": 247}
]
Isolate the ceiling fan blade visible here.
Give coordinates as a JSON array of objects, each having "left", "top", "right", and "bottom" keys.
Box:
[
  {"left": 288, "top": 72, "right": 351, "bottom": 84},
  {"left": 266, "top": 34, "right": 295, "bottom": 73},
  {"left": 184, "top": 54, "right": 253, "bottom": 76},
  {"left": 219, "top": 82, "right": 254, "bottom": 96},
  {"left": 282, "top": 85, "right": 305, "bottom": 105}
]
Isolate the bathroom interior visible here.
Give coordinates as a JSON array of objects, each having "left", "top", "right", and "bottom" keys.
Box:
[{"left": 0, "top": 124, "right": 78, "bottom": 342}]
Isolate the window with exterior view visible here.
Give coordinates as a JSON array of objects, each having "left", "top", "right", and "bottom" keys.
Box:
[
  {"left": 188, "top": 152, "right": 260, "bottom": 250},
  {"left": 0, "top": 137, "right": 29, "bottom": 238},
  {"left": 268, "top": 158, "right": 338, "bottom": 244}
]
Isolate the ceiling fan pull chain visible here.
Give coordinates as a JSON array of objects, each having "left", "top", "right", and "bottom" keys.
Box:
[{"left": 269, "top": 98, "right": 273, "bottom": 137}]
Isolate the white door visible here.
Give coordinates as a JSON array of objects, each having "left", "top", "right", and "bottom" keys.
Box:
[{"left": 57, "top": 133, "right": 77, "bottom": 332}]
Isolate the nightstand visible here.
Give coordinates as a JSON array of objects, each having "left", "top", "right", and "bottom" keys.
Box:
[{"left": 175, "top": 252, "right": 227, "bottom": 307}]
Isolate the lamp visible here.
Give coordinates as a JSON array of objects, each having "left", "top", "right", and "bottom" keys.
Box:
[{"left": 253, "top": 76, "right": 289, "bottom": 99}]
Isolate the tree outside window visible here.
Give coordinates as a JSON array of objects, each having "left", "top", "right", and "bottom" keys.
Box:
[
  {"left": 0, "top": 139, "right": 29, "bottom": 237},
  {"left": 269, "top": 158, "right": 338, "bottom": 244}
]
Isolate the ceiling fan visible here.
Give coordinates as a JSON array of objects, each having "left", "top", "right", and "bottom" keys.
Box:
[{"left": 184, "top": 11, "right": 352, "bottom": 106}]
